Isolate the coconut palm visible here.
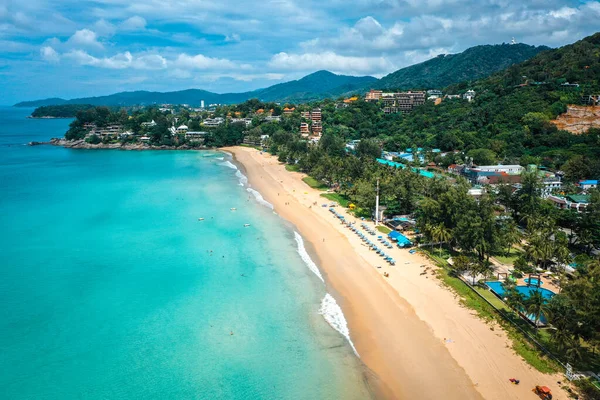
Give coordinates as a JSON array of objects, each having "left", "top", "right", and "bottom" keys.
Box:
[
  {"left": 435, "top": 223, "right": 452, "bottom": 255},
  {"left": 524, "top": 290, "right": 548, "bottom": 328}
]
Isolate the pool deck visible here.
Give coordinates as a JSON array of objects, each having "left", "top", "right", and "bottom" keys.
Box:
[{"left": 515, "top": 275, "right": 560, "bottom": 294}]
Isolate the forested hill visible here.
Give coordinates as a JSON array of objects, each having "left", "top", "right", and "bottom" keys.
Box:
[
  {"left": 385, "top": 32, "right": 600, "bottom": 178},
  {"left": 249, "top": 70, "right": 377, "bottom": 102},
  {"left": 14, "top": 71, "right": 376, "bottom": 107},
  {"left": 477, "top": 32, "right": 600, "bottom": 92},
  {"left": 376, "top": 43, "right": 550, "bottom": 90},
  {"left": 30, "top": 104, "right": 94, "bottom": 118}
]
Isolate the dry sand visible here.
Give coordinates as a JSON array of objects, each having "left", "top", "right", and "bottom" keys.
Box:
[{"left": 224, "top": 146, "right": 566, "bottom": 400}]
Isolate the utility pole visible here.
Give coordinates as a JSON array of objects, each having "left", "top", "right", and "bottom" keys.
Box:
[{"left": 375, "top": 179, "right": 380, "bottom": 226}]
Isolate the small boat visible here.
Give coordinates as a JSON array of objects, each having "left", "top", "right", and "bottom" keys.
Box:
[
  {"left": 198, "top": 218, "right": 205, "bottom": 221},
  {"left": 230, "top": 208, "right": 237, "bottom": 211},
  {"left": 244, "top": 224, "right": 251, "bottom": 227}
]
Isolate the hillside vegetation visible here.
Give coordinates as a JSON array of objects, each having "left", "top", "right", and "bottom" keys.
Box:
[
  {"left": 377, "top": 43, "right": 549, "bottom": 90},
  {"left": 31, "top": 104, "right": 94, "bottom": 118}
]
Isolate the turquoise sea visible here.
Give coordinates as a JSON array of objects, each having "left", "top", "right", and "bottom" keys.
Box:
[{"left": 0, "top": 107, "right": 372, "bottom": 399}]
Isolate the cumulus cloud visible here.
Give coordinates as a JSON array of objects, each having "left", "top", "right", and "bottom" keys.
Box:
[
  {"left": 40, "top": 46, "right": 60, "bottom": 62},
  {"left": 173, "top": 53, "right": 240, "bottom": 70},
  {"left": 67, "top": 29, "right": 103, "bottom": 50},
  {"left": 269, "top": 51, "right": 395, "bottom": 76},
  {"left": 120, "top": 16, "right": 147, "bottom": 31},
  {"left": 63, "top": 50, "right": 167, "bottom": 70}
]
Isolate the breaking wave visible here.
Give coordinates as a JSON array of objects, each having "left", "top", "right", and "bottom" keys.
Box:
[
  {"left": 235, "top": 170, "right": 248, "bottom": 186},
  {"left": 220, "top": 161, "right": 237, "bottom": 170},
  {"left": 246, "top": 188, "right": 274, "bottom": 209},
  {"left": 294, "top": 231, "right": 324, "bottom": 283},
  {"left": 320, "top": 294, "right": 359, "bottom": 357}
]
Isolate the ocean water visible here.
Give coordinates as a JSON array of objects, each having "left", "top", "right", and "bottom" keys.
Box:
[{"left": 0, "top": 107, "right": 372, "bottom": 399}]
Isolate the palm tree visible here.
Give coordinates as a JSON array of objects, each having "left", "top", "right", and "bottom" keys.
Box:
[
  {"left": 504, "top": 283, "right": 525, "bottom": 313},
  {"left": 436, "top": 223, "right": 452, "bottom": 256},
  {"left": 524, "top": 290, "right": 547, "bottom": 328}
]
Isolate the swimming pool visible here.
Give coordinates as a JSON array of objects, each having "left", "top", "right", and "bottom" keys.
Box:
[
  {"left": 524, "top": 277, "right": 543, "bottom": 286},
  {"left": 485, "top": 281, "right": 555, "bottom": 300},
  {"left": 485, "top": 281, "right": 555, "bottom": 324}
]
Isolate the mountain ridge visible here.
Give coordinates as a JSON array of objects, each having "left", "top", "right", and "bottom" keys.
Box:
[{"left": 14, "top": 71, "right": 377, "bottom": 108}]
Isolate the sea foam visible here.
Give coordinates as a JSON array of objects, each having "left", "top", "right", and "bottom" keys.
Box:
[
  {"left": 320, "top": 294, "right": 359, "bottom": 356},
  {"left": 235, "top": 170, "right": 248, "bottom": 186},
  {"left": 246, "top": 188, "right": 274, "bottom": 209},
  {"left": 220, "top": 161, "right": 238, "bottom": 170},
  {"left": 294, "top": 231, "right": 324, "bottom": 283}
]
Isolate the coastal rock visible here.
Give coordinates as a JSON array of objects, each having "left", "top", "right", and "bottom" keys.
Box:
[{"left": 49, "top": 138, "right": 203, "bottom": 151}]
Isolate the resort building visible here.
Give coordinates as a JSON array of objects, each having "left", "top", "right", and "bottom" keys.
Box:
[
  {"left": 310, "top": 108, "right": 322, "bottom": 122},
  {"left": 231, "top": 118, "right": 252, "bottom": 127},
  {"left": 89, "top": 124, "right": 124, "bottom": 137},
  {"left": 265, "top": 115, "right": 281, "bottom": 123},
  {"left": 547, "top": 194, "right": 590, "bottom": 212},
  {"left": 542, "top": 176, "right": 562, "bottom": 197},
  {"left": 203, "top": 117, "right": 225, "bottom": 128},
  {"left": 301, "top": 111, "right": 311, "bottom": 119},
  {"left": 176, "top": 125, "right": 188, "bottom": 134},
  {"left": 475, "top": 165, "right": 524, "bottom": 174},
  {"left": 463, "top": 90, "right": 476, "bottom": 102},
  {"left": 381, "top": 91, "right": 426, "bottom": 113},
  {"left": 426, "top": 89, "right": 442, "bottom": 99},
  {"left": 300, "top": 122, "right": 310, "bottom": 137},
  {"left": 141, "top": 120, "right": 157, "bottom": 128},
  {"left": 578, "top": 179, "right": 598, "bottom": 190},
  {"left": 283, "top": 107, "right": 295, "bottom": 115},
  {"left": 311, "top": 121, "right": 322, "bottom": 136},
  {"left": 185, "top": 131, "right": 208, "bottom": 140},
  {"left": 365, "top": 90, "right": 383, "bottom": 102}
]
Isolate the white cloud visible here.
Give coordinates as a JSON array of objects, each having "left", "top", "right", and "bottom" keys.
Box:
[
  {"left": 269, "top": 51, "right": 394, "bottom": 76},
  {"left": 63, "top": 50, "right": 167, "bottom": 70},
  {"left": 120, "top": 16, "right": 147, "bottom": 31},
  {"left": 224, "top": 33, "right": 241, "bottom": 42},
  {"left": 173, "top": 53, "right": 238, "bottom": 70},
  {"left": 93, "top": 19, "right": 117, "bottom": 37},
  {"left": 67, "top": 29, "right": 103, "bottom": 50},
  {"left": 40, "top": 46, "right": 60, "bottom": 62}
]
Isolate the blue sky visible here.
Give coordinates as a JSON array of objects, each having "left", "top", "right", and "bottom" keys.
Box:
[{"left": 1, "top": 0, "right": 599, "bottom": 104}]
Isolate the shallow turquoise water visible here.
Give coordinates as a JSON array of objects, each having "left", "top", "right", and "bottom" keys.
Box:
[{"left": 0, "top": 107, "right": 371, "bottom": 399}]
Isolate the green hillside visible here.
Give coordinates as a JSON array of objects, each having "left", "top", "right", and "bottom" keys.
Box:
[
  {"left": 377, "top": 43, "right": 550, "bottom": 90},
  {"left": 253, "top": 70, "right": 376, "bottom": 102}
]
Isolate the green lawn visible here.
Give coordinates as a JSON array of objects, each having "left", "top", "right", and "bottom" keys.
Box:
[
  {"left": 302, "top": 176, "right": 328, "bottom": 190},
  {"left": 285, "top": 164, "right": 300, "bottom": 172},
  {"left": 494, "top": 248, "right": 523, "bottom": 265},
  {"left": 376, "top": 225, "right": 391, "bottom": 234},
  {"left": 320, "top": 193, "right": 351, "bottom": 207}
]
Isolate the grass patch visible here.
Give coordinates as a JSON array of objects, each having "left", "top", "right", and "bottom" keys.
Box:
[
  {"left": 376, "top": 225, "right": 391, "bottom": 234},
  {"left": 239, "top": 143, "right": 261, "bottom": 150},
  {"left": 494, "top": 248, "right": 523, "bottom": 265},
  {"left": 302, "top": 176, "right": 328, "bottom": 190},
  {"left": 320, "top": 193, "right": 351, "bottom": 208},
  {"left": 285, "top": 164, "right": 300, "bottom": 172}
]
